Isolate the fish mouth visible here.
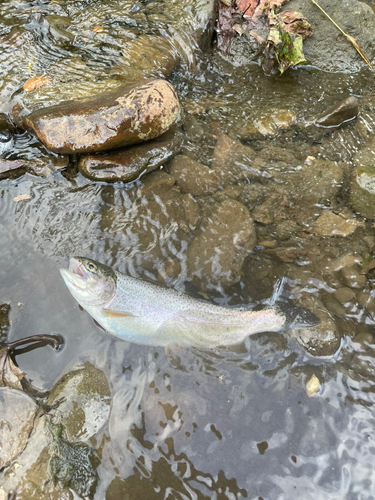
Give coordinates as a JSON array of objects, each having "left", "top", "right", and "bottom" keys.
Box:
[
  {"left": 69, "top": 257, "right": 85, "bottom": 278},
  {"left": 60, "top": 257, "right": 87, "bottom": 290}
]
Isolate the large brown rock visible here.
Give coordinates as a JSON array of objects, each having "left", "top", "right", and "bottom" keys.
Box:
[
  {"left": 78, "top": 127, "right": 182, "bottom": 183},
  {"left": 14, "top": 79, "right": 181, "bottom": 154}
]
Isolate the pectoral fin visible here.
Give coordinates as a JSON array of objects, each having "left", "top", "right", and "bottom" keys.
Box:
[{"left": 102, "top": 308, "right": 137, "bottom": 318}]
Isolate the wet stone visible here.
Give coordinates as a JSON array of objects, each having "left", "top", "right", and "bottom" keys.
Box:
[
  {"left": 0, "top": 159, "right": 27, "bottom": 179},
  {"left": 274, "top": 220, "right": 300, "bottom": 241},
  {"left": 238, "top": 183, "right": 266, "bottom": 210},
  {"left": 187, "top": 199, "right": 257, "bottom": 290},
  {"left": 281, "top": 0, "right": 375, "bottom": 73},
  {"left": 182, "top": 194, "right": 201, "bottom": 230},
  {"left": 312, "top": 210, "right": 364, "bottom": 237},
  {"left": 333, "top": 287, "right": 357, "bottom": 304},
  {"left": 78, "top": 127, "right": 182, "bottom": 183},
  {"left": 14, "top": 79, "right": 181, "bottom": 154},
  {"left": 313, "top": 96, "right": 359, "bottom": 128},
  {"left": 288, "top": 159, "right": 343, "bottom": 205},
  {"left": 350, "top": 160, "right": 375, "bottom": 219},
  {"left": 339, "top": 266, "right": 367, "bottom": 290},
  {"left": 1, "top": 362, "right": 109, "bottom": 499},
  {"left": 168, "top": 155, "right": 221, "bottom": 196},
  {"left": 323, "top": 295, "right": 347, "bottom": 317},
  {"left": 252, "top": 200, "right": 274, "bottom": 225},
  {"left": 0, "top": 387, "right": 38, "bottom": 469},
  {"left": 293, "top": 294, "right": 342, "bottom": 357},
  {"left": 49, "top": 422, "right": 98, "bottom": 499},
  {"left": 0, "top": 113, "right": 14, "bottom": 158},
  {"left": 111, "top": 35, "right": 180, "bottom": 83},
  {"left": 158, "top": 258, "right": 182, "bottom": 286},
  {"left": 46, "top": 361, "right": 111, "bottom": 442},
  {"left": 138, "top": 170, "right": 176, "bottom": 198},
  {"left": 252, "top": 116, "right": 278, "bottom": 137},
  {"left": 211, "top": 133, "right": 260, "bottom": 185}
]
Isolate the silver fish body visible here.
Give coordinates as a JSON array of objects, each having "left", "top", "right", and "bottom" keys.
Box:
[{"left": 60, "top": 257, "right": 287, "bottom": 347}]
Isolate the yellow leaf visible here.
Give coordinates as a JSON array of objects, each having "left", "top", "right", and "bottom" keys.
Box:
[{"left": 93, "top": 26, "right": 104, "bottom": 33}]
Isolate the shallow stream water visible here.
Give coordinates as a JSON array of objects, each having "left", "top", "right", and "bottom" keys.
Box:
[{"left": 2, "top": 0, "right": 375, "bottom": 499}]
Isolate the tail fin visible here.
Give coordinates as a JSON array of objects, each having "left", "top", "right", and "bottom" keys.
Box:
[{"left": 266, "top": 278, "right": 320, "bottom": 330}]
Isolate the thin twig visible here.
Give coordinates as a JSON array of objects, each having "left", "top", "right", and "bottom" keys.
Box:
[{"left": 311, "top": 0, "right": 374, "bottom": 72}]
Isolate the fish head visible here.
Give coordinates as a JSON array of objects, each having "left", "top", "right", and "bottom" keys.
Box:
[{"left": 60, "top": 256, "right": 116, "bottom": 307}]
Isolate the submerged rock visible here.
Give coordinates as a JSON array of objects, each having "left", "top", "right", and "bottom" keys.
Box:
[
  {"left": 350, "top": 162, "right": 375, "bottom": 219},
  {"left": 211, "top": 133, "right": 261, "bottom": 185},
  {"left": 312, "top": 96, "right": 358, "bottom": 128},
  {"left": 0, "top": 114, "right": 14, "bottom": 157},
  {"left": 45, "top": 361, "right": 111, "bottom": 442},
  {"left": 169, "top": 155, "right": 221, "bottom": 195},
  {"left": 187, "top": 199, "right": 257, "bottom": 290},
  {"left": 49, "top": 422, "right": 99, "bottom": 499},
  {"left": 293, "top": 294, "right": 342, "bottom": 356},
  {"left": 0, "top": 159, "right": 27, "bottom": 179},
  {"left": 182, "top": 193, "right": 201, "bottom": 230},
  {"left": 14, "top": 79, "right": 181, "bottom": 154},
  {"left": 312, "top": 210, "right": 364, "bottom": 237},
  {"left": 288, "top": 158, "right": 343, "bottom": 205},
  {"left": 78, "top": 127, "right": 182, "bottom": 182}
]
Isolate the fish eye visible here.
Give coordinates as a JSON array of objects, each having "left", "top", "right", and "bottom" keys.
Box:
[{"left": 86, "top": 262, "right": 97, "bottom": 272}]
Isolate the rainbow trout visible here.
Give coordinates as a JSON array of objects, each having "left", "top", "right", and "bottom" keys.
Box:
[{"left": 60, "top": 257, "right": 317, "bottom": 347}]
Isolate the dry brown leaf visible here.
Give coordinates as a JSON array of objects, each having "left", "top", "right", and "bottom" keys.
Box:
[
  {"left": 236, "top": 0, "right": 259, "bottom": 17},
  {"left": 23, "top": 76, "right": 52, "bottom": 92},
  {"left": 250, "top": 0, "right": 290, "bottom": 19},
  {"left": 93, "top": 26, "right": 104, "bottom": 33},
  {"left": 217, "top": 2, "right": 239, "bottom": 54},
  {"left": 0, "top": 348, "right": 25, "bottom": 390},
  {"left": 13, "top": 194, "right": 31, "bottom": 202}
]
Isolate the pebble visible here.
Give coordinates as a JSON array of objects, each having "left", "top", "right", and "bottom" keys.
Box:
[
  {"left": 339, "top": 266, "right": 367, "bottom": 289},
  {"left": 313, "top": 96, "right": 358, "bottom": 128},
  {"left": 306, "top": 374, "right": 321, "bottom": 397},
  {"left": 333, "top": 287, "right": 357, "bottom": 304}
]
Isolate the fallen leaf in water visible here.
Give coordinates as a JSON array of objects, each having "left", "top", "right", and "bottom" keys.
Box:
[
  {"left": 0, "top": 347, "right": 25, "bottom": 390},
  {"left": 23, "top": 76, "right": 52, "bottom": 92},
  {"left": 13, "top": 194, "right": 31, "bottom": 202},
  {"left": 93, "top": 26, "right": 104, "bottom": 33}
]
